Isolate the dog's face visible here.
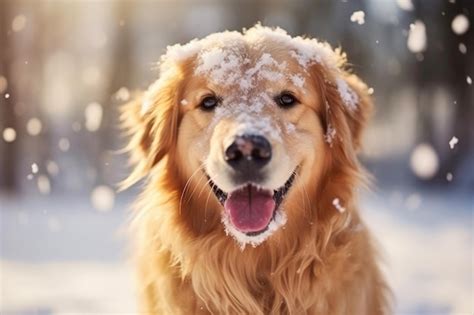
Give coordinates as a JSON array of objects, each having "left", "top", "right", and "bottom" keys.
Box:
[{"left": 124, "top": 26, "right": 372, "bottom": 248}]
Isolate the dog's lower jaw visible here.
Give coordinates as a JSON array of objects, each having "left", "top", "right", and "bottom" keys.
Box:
[
  {"left": 208, "top": 171, "right": 296, "bottom": 248},
  {"left": 221, "top": 207, "right": 287, "bottom": 250}
]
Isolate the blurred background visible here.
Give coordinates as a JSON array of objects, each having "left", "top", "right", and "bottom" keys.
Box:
[{"left": 0, "top": 0, "right": 472, "bottom": 314}]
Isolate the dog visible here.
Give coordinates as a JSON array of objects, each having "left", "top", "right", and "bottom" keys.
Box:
[{"left": 121, "top": 25, "right": 390, "bottom": 315}]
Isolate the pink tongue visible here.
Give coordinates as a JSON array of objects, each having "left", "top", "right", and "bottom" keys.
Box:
[{"left": 224, "top": 185, "right": 275, "bottom": 233}]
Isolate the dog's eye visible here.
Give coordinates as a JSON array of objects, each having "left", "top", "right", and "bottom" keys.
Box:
[
  {"left": 200, "top": 96, "right": 219, "bottom": 111},
  {"left": 276, "top": 92, "right": 298, "bottom": 108}
]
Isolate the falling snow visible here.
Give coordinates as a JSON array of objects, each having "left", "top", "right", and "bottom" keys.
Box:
[
  {"left": 85, "top": 102, "right": 103, "bottom": 132},
  {"left": 3, "top": 128, "right": 16, "bottom": 142},
  {"left": 446, "top": 172, "right": 453, "bottom": 182},
  {"left": 467, "top": 76, "right": 472, "bottom": 85},
  {"left": 332, "top": 198, "right": 346, "bottom": 213},
  {"left": 31, "top": 163, "right": 39, "bottom": 174},
  {"left": 410, "top": 143, "right": 439, "bottom": 179},
  {"left": 12, "top": 14, "right": 27, "bottom": 32},
  {"left": 407, "top": 20, "right": 427, "bottom": 53},
  {"left": 396, "top": 0, "right": 414, "bottom": 11},
  {"left": 449, "top": 136, "right": 459, "bottom": 149},
  {"left": 46, "top": 160, "right": 60, "bottom": 176},
  {"left": 451, "top": 14, "right": 470, "bottom": 35},
  {"left": 458, "top": 43, "right": 467, "bottom": 54},
  {"left": 37, "top": 175, "right": 51, "bottom": 195},
  {"left": 58, "top": 138, "right": 70, "bottom": 152},
  {"left": 350, "top": 11, "right": 365, "bottom": 25},
  {"left": 115, "top": 87, "right": 130, "bottom": 102},
  {"left": 26, "top": 118, "right": 42, "bottom": 136}
]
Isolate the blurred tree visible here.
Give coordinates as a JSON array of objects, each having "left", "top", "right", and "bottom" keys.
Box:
[
  {"left": 414, "top": 0, "right": 473, "bottom": 184},
  {"left": 98, "top": 1, "right": 134, "bottom": 185},
  {"left": 0, "top": 1, "right": 18, "bottom": 192}
]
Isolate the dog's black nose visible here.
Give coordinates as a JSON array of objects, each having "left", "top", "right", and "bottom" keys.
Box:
[{"left": 225, "top": 134, "right": 272, "bottom": 172}]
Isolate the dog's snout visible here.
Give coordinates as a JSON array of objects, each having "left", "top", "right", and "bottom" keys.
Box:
[{"left": 225, "top": 134, "right": 272, "bottom": 171}]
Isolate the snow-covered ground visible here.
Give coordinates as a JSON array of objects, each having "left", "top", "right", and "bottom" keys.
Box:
[{"left": 1, "top": 188, "right": 472, "bottom": 314}]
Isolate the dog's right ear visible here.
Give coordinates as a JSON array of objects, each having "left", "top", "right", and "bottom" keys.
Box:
[{"left": 120, "top": 71, "right": 183, "bottom": 189}]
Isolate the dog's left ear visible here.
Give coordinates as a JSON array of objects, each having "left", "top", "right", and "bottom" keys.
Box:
[
  {"left": 336, "top": 73, "right": 373, "bottom": 151},
  {"left": 321, "top": 71, "right": 373, "bottom": 152},
  {"left": 120, "top": 71, "right": 182, "bottom": 189}
]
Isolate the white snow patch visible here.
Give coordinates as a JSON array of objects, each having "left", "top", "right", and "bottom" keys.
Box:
[
  {"left": 222, "top": 209, "right": 287, "bottom": 250},
  {"left": 234, "top": 113, "right": 283, "bottom": 142},
  {"left": 336, "top": 78, "right": 358, "bottom": 111},
  {"left": 245, "top": 25, "right": 340, "bottom": 71},
  {"left": 290, "top": 74, "right": 305, "bottom": 88},
  {"left": 324, "top": 123, "right": 337, "bottom": 146},
  {"left": 195, "top": 47, "right": 244, "bottom": 87},
  {"left": 3, "top": 128, "right": 16, "bottom": 142},
  {"left": 396, "top": 0, "right": 414, "bottom": 11},
  {"left": 449, "top": 136, "right": 458, "bottom": 149},
  {"left": 332, "top": 198, "right": 346, "bottom": 213},
  {"left": 451, "top": 14, "right": 469, "bottom": 35},
  {"left": 209, "top": 93, "right": 283, "bottom": 142},
  {"left": 159, "top": 25, "right": 342, "bottom": 88},
  {"left": 91, "top": 185, "right": 115, "bottom": 212},
  {"left": 350, "top": 11, "right": 365, "bottom": 25},
  {"left": 286, "top": 122, "right": 296, "bottom": 134},
  {"left": 407, "top": 20, "right": 427, "bottom": 53}
]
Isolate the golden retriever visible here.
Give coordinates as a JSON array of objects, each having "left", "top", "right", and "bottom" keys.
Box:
[{"left": 121, "top": 25, "right": 390, "bottom": 315}]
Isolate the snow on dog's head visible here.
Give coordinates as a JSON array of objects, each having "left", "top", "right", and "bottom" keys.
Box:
[{"left": 122, "top": 25, "right": 373, "bottom": 248}]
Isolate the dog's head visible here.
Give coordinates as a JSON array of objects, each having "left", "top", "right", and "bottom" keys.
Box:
[{"left": 122, "top": 25, "right": 372, "bottom": 248}]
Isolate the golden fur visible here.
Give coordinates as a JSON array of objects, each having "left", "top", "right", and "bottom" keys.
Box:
[{"left": 121, "top": 26, "right": 390, "bottom": 314}]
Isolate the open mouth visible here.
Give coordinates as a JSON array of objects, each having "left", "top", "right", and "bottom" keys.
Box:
[{"left": 208, "top": 171, "right": 296, "bottom": 236}]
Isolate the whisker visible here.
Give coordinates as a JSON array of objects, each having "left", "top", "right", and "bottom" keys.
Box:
[
  {"left": 294, "top": 171, "right": 312, "bottom": 222},
  {"left": 186, "top": 160, "right": 210, "bottom": 205},
  {"left": 203, "top": 174, "right": 220, "bottom": 222},
  {"left": 179, "top": 162, "right": 206, "bottom": 216}
]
